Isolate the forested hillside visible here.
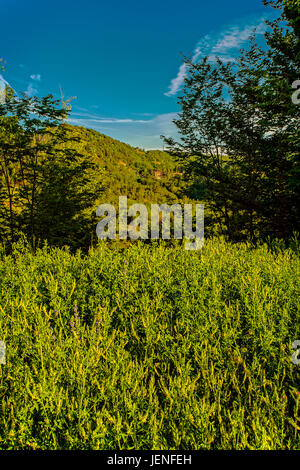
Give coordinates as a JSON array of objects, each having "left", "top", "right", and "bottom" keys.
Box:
[
  {"left": 61, "top": 124, "right": 184, "bottom": 206},
  {"left": 0, "top": 114, "right": 187, "bottom": 250}
]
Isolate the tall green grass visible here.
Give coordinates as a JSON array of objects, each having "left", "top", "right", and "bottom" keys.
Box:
[{"left": 0, "top": 237, "right": 299, "bottom": 449}]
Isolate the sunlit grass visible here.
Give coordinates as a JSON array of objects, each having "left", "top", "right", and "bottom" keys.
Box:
[{"left": 0, "top": 237, "right": 299, "bottom": 449}]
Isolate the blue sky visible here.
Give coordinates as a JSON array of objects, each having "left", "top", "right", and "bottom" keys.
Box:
[{"left": 1, "top": 0, "right": 275, "bottom": 148}]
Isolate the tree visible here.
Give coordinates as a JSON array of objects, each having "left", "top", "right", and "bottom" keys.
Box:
[
  {"left": 33, "top": 126, "right": 105, "bottom": 249},
  {"left": 0, "top": 85, "right": 103, "bottom": 249},
  {"left": 260, "top": 0, "right": 300, "bottom": 237},
  {"left": 163, "top": 0, "right": 300, "bottom": 241}
]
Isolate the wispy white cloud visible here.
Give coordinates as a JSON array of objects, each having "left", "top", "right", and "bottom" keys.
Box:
[
  {"left": 211, "top": 21, "right": 266, "bottom": 56},
  {"left": 25, "top": 83, "right": 38, "bottom": 97},
  {"left": 24, "top": 73, "right": 42, "bottom": 96},
  {"left": 164, "top": 63, "right": 188, "bottom": 98},
  {"left": 134, "top": 112, "right": 155, "bottom": 117},
  {"left": 69, "top": 115, "right": 149, "bottom": 124},
  {"left": 164, "top": 15, "right": 268, "bottom": 97},
  {"left": 68, "top": 111, "right": 179, "bottom": 149},
  {"left": 69, "top": 111, "right": 177, "bottom": 127},
  {"left": 30, "top": 74, "right": 41, "bottom": 81}
]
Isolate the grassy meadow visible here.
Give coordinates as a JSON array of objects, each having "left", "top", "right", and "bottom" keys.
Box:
[{"left": 0, "top": 237, "right": 299, "bottom": 450}]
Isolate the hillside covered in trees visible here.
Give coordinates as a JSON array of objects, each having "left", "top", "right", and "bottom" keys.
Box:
[
  {"left": 62, "top": 124, "right": 184, "bottom": 205},
  {"left": 0, "top": 115, "right": 187, "bottom": 250}
]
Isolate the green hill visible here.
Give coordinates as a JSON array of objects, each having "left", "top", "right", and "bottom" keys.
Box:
[
  {"left": 62, "top": 124, "right": 186, "bottom": 207},
  {"left": 0, "top": 120, "right": 191, "bottom": 250}
]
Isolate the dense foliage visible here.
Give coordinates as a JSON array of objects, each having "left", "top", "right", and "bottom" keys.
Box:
[
  {"left": 0, "top": 107, "right": 184, "bottom": 250},
  {"left": 0, "top": 238, "right": 299, "bottom": 450},
  {"left": 164, "top": 0, "right": 300, "bottom": 241}
]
